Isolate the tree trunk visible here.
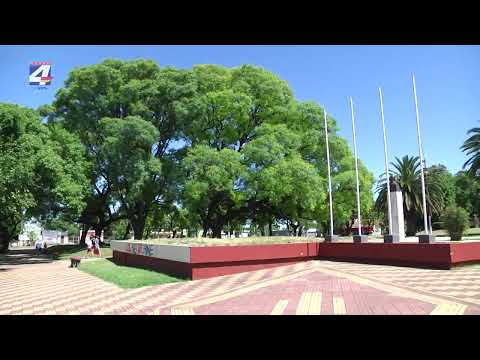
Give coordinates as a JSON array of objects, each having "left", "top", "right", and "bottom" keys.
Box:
[
  {"left": 122, "top": 223, "right": 131, "bottom": 240},
  {"left": 260, "top": 226, "right": 265, "bottom": 236},
  {"left": 144, "top": 226, "right": 151, "bottom": 240},
  {"left": 291, "top": 223, "right": 299, "bottom": 237},
  {"left": 345, "top": 218, "right": 355, "bottom": 236},
  {"left": 80, "top": 224, "right": 89, "bottom": 245},
  {"left": 131, "top": 218, "right": 146, "bottom": 240},
  {"left": 0, "top": 230, "right": 10, "bottom": 253},
  {"left": 268, "top": 219, "right": 273, "bottom": 236},
  {"left": 212, "top": 226, "right": 222, "bottom": 239},
  {"left": 202, "top": 219, "right": 209, "bottom": 238},
  {"left": 94, "top": 223, "right": 104, "bottom": 242},
  {"left": 405, "top": 212, "right": 417, "bottom": 237}
]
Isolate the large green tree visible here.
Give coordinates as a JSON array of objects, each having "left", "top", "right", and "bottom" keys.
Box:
[
  {"left": 454, "top": 171, "right": 480, "bottom": 221},
  {"left": 178, "top": 64, "right": 296, "bottom": 236},
  {"left": 179, "top": 64, "right": 293, "bottom": 151},
  {"left": 98, "top": 116, "right": 161, "bottom": 239},
  {"left": 51, "top": 59, "right": 192, "bottom": 241},
  {"left": 183, "top": 145, "right": 248, "bottom": 238},
  {"left": 179, "top": 66, "right": 374, "bottom": 237},
  {"left": 425, "top": 164, "right": 456, "bottom": 227},
  {"left": 44, "top": 60, "right": 376, "bottom": 240},
  {"left": 272, "top": 101, "right": 374, "bottom": 235},
  {"left": 0, "top": 103, "right": 88, "bottom": 252},
  {"left": 243, "top": 123, "right": 327, "bottom": 236}
]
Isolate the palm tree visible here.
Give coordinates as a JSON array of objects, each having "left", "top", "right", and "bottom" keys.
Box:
[
  {"left": 375, "top": 155, "right": 444, "bottom": 236},
  {"left": 461, "top": 126, "right": 480, "bottom": 176}
]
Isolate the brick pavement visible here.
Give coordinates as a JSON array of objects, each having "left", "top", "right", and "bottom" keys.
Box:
[
  {"left": 317, "top": 261, "right": 480, "bottom": 306},
  {"left": 1, "top": 258, "right": 480, "bottom": 315}
]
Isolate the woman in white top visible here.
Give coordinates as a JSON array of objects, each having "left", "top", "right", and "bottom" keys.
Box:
[
  {"left": 85, "top": 237, "right": 93, "bottom": 257},
  {"left": 93, "top": 237, "right": 101, "bottom": 257}
]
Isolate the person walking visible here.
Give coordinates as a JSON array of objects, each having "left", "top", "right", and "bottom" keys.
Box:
[
  {"left": 85, "top": 237, "right": 93, "bottom": 257},
  {"left": 93, "top": 236, "right": 101, "bottom": 257}
]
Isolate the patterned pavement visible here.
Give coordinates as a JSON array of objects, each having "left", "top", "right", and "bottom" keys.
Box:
[
  {"left": 1, "top": 258, "right": 480, "bottom": 315},
  {"left": 318, "top": 261, "right": 480, "bottom": 307}
]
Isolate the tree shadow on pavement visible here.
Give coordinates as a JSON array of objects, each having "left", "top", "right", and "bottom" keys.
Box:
[{"left": 0, "top": 248, "right": 54, "bottom": 266}]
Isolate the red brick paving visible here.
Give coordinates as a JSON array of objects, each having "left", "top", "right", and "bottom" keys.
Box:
[{"left": 2, "top": 258, "right": 480, "bottom": 315}]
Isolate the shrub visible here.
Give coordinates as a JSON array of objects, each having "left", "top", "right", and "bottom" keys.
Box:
[{"left": 442, "top": 206, "right": 470, "bottom": 241}]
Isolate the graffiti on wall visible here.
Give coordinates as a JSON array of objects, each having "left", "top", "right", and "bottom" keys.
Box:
[{"left": 126, "top": 243, "right": 154, "bottom": 257}]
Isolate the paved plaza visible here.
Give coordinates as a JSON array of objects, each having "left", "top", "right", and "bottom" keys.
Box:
[{"left": 1, "top": 254, "right": 480, "bottom": 315}]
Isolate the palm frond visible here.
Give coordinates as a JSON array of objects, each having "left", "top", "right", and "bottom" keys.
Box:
[{"left": 461, "top": 126, "right": 480, "bottom": 175}]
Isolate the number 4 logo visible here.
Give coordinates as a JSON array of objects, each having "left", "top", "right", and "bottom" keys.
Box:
[{"left": 29, "top": 62, "right": 53, "bottom": 86}]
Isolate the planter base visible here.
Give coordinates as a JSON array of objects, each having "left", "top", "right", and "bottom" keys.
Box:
[
  {"left": 418, "top": 234, "right": 436, "bottom": 244},
  {"left": 324, "top": 235, "right": 339, "bottom": 242},
  {"left": 384, "top": 235, "right": 402, "bottom": 243},
  {"left": 353, "top": 235, "right": 368, "bottom": 243}
]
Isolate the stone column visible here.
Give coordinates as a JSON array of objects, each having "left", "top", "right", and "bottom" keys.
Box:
[{"left": 384, "top": 177, "right": 405, "bottom": 243}]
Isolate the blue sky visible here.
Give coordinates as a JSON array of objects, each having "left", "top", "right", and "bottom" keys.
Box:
[{"left": 1, "top": 45, "right": 479, "bottom": 180}]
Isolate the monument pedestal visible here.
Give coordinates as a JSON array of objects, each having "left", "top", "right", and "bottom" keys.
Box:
[
  {"left": 324, "top": 235, "right": 338, "bottom": 242},
  {"left": 418, "top": 234, "right": 436, "bottom": 244},
  {"left": 384, "top": 177, "right": 406, "bottom": 244},
  {"left": 353, "top": 235, "right": 368, "bottom": 243},
  {"left": 383, "top": 234, "right": 401, "bottom": 243}
]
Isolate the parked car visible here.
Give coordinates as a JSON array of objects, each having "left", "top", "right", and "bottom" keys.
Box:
[
  {"left": 35, "top": 238, "right": 57, "bottom": 251},
  {"left": 35, "top": 240, "right": 45, "bottom": 251},
  {"left": 351, "top": 226, "right": 374, "bottom": 235}
]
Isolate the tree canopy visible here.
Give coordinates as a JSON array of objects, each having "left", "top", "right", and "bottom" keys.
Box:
[
  {"left": 50, "top": 60, "right": 191, "bottom": 242},
  {"left": 461, "top": 126, "right": 480, "bottom": 176},
  {"left": 2, "top": 59, "right": 377, "bottom": 246},
  {"left": 0, "top": 103, "right": 88, "bottom": 252}
]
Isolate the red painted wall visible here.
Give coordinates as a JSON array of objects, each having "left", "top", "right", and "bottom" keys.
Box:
[
  {"left": 190, "top": 242, "right": 320, "bottom": 263},
  {"left": 191, "top": 257, "right": 317, "bottom": 280},
  {"left": 450, "top": 242, "right": 480, "bottom": 264},
  {"left": 113, "top": 243, "right": 320, "bottom": 280},
  {"left": 114, "top": 241, "right": 480, "bottom": 280},
  {"left": 317, "top": 243, "right": 452, "bottom": 269},
  {"left": 113, "top": 250, "right": 192, "bottom": 279}
]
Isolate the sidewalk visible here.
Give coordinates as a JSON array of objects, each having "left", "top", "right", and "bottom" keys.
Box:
[{"left": 1, "top": 257, "right": 480, "bottom": 315}]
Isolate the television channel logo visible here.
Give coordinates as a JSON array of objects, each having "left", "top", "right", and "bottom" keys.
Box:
[{"left": 29, "top": 62, "right": 53, "bottom": 87}]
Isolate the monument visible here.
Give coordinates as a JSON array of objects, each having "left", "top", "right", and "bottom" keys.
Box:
[{"left": 384, "top": 176, "right": 405, "bottom": 243}]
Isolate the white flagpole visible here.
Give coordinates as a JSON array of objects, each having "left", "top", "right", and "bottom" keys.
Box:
[
  {"left": 349, "top": 97, "right": 362, "bottom": 236},
  {"left": 324, "top": 108, "right": 334, "bottom": 237},
  {"left": 412, "top": 73, "right": 429, "bottom": 235},
  {"left": 379, "top": 87, "right": 393, "bottom": 235}
]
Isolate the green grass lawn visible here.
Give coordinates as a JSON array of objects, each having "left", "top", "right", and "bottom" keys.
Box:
[
  {"left": 133, "top": 236, "right": 323, "bottom": 247},
  {"left": 78, "top": 258, "right": 186, "bottom": 288},
  {"left": 417, "top": 227, "right": 480, "bottom": 237},
  {"left": 47, "top": 244, "right": 112, "bottom": 260}
]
